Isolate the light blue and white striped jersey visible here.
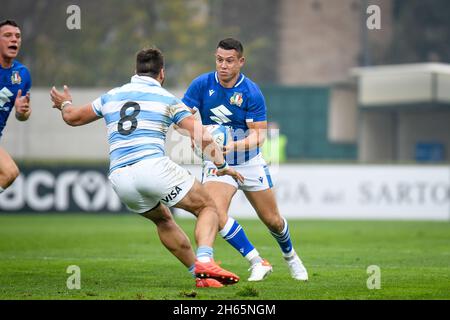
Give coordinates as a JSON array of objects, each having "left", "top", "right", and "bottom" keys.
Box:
[{"left": 92, "top": 75, "right": 192, "bottom": 174}]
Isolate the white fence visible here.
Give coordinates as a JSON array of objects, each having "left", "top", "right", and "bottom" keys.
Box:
[{"left": 176, "top": 164, "right": 450, "bottom": 221}]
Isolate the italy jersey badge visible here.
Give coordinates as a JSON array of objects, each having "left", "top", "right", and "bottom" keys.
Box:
[
  {"left": 230, "top": 92, "right": 243, "bottom": 107},
  {"left": 11, "top": 71, "right": 22, "bottom": 85}
]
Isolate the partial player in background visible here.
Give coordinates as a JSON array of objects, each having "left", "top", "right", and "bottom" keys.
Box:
[
  {"left": 0, "top": 20, "right": 32, "bottom": 195},
  {"left": 183, "top": 38, "right": 308, "bottom": 281},
  {"left": 50, "top": 47, "right": 243, "bottom": 288}
]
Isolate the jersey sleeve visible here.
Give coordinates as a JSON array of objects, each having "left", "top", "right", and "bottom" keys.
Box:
[
  {"left": 169, "top": 97, "right": 193, "bottom": 125},
  {"left": 182, "top": 78, "right": 202, "bottom": 111},
  {"left": 91, "top": 95, "right": 105, "bottom": 117},
  {"left": 245, "top": 88, "right": 267, "bottom": 123}
]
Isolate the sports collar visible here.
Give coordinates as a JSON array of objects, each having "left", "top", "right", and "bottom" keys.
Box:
[
  {"left": 131, "top": 74, "right": 161, "bottom": 87},
  {"left": 0, "top": 61, "right": 15, "bottom": 70},
  {"left": 214, "top": 72, "right": 245, "bottom": 88}
]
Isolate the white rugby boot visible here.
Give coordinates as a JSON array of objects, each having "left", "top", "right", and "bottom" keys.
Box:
[
  {"left": 247, "top": 259, "right": 273, "bottom": 281},
  {"left": 284, "top": 253, "right": 308, "bottom": 281}
]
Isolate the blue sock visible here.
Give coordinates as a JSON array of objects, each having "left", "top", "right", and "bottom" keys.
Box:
[
  {"left": 220, "top": 217, "right": 259, "bottom": 261},
  {"left": 196, "top": 245, "right": 213, "bottom": 262},
  {"left": 270, "top": 218, "right": 294, "bottom": 256}
]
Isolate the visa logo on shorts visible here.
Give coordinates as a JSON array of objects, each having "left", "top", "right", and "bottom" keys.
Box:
[{"left": 162, "top": 186, "right": 182, "bottom": 203}]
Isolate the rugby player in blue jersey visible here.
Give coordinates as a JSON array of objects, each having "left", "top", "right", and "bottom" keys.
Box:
[
  {"left": 183, "top": 38, "right": 308, "bottom": 281},
  {"left": 50, "top": 47, "right": 243, "bottom": 288},
  {"left": 0, "top": 20, "right": 32, "bottom": 195}
]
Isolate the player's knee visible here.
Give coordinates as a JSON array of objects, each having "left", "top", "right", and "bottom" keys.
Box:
[
  {"left": 0, "top": 164, "right": 19, "bottom": 186},
  {"left": 193, "top": 200, "right": 219, "bottom": 227},
  {"left": 204, "top": 198, "right": 219, "bottom": 217},
  {"left": 12, "top": 165, "right": 19, "bottom": 180},
  {"left": 153, "top": 212, "right": 175, "bottom": 228},
  {"left": 142, "top": 204, "right": 174, "bottom": 225},
  {"left": 191, "top": 191, "right": 217, "bottom": 217},
  {"left": 265, "top": 215, "right": 284, "bottom": 234}
]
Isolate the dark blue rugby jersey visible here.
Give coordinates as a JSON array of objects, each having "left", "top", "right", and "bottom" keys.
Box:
[
  {"left": 0, "top": 60, "right": 32, "bottom": 138},
  {"left": 182, "top": 72, "right": 267, "bottom": 165}
]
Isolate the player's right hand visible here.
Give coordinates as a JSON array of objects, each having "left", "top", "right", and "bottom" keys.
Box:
[{"left": 217, "top": 167, "right": 244, "bottom": 184}]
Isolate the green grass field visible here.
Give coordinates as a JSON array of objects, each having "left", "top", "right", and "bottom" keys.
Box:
[{"left": 0, "top": 214, "right": 449, "bottom": 300}]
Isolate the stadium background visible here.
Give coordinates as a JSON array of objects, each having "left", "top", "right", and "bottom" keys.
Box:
[{"left": 0, "top": 0, "right": 449, "bottom": 300}]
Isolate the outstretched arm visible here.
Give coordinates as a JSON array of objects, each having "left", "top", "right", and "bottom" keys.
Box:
[
  {"left": 50, "top": 85, "right": 100, "bottom": 126},
  {"left": 177, "top": 115, "right": 224, "bottom": 166}
]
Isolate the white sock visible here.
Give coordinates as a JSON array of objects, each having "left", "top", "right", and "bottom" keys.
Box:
[
  {"left": 197, "top": 256, "right": 212, "bottom": 263},
  {"left": 243, "top": 249, "right": 262, "bottom": 265},
  {"left": 196, "top": 246, "right": 213, "bottom": 262},
  {"left": 283, "top": 249, "right": 296, "bottom": 260}
]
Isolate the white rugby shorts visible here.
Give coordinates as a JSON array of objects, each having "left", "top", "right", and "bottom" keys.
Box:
[
  {"left": 108, "top": 156, "right": 195, "bottom": 213},
  {"left": 202, "top": 153, "right": 273, "bottom": 191}
]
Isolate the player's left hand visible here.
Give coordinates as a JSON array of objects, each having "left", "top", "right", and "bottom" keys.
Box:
[
  {"left": 50, "top": 85, "right": 72, "bottom": 109},
  {"left": 14, "top": 89, "right": 31, "bottom": 121},
  {"left": 217, "top": 166, "right": 244, "bottom": 184}
]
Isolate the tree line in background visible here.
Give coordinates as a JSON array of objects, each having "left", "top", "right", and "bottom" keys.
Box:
[
  {"left": 2, "top": 0, "right": 449, "bottom": 87},
  {"left": 3, "top": 0, "right": 221, "bottom": 87},
  {"left": 2, "top": 0, "right": 277, "bottom": 87}
]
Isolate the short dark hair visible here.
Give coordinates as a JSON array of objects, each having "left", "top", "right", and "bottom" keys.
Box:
[
  {"left": 136, "top": 47, "right": 164, "bottom": 78},
  {"left": 217, "top": 38, "right": 244, "bottom": 57},
  {"left": 0, "top": 20, "right": 20, "bottom": 29}
]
